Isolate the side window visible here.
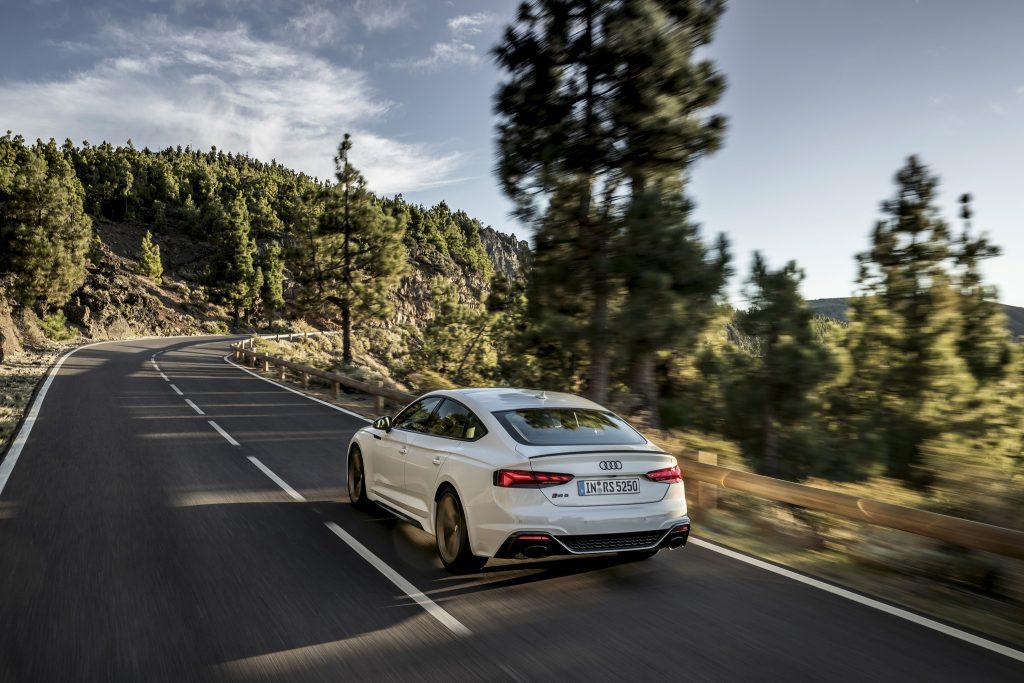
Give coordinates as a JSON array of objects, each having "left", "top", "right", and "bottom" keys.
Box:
[
  {"left": 426, "top": 399, "right": 487, "bottom": 441},
  {"left": 393, "top": 397, "right": 442, "bottom": 433}
]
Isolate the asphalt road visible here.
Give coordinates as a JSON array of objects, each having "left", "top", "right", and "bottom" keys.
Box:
[{"left": 1, "top": 337, "right": 1022, "bottom": 682}]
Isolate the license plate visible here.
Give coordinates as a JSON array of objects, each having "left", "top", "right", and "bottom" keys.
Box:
[{"left": 577, "top": 478, "right": 640, "bottom": 496}]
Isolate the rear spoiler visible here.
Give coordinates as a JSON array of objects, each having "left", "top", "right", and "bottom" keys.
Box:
[{"left": 527, "top": 449, "right": 670, "bottom": 460}]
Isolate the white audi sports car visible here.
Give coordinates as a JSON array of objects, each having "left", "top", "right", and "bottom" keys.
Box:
[{"left": 346, "top": 388, "right": 691, "bottom": 572}]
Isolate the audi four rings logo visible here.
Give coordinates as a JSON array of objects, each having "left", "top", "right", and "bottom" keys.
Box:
[{"left": 599, "top": 460, "right": 623, "bottom": 471}]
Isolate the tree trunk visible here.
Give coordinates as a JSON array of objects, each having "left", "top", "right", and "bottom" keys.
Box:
[
  {"left": 342, "top": 159, "right": 353, "bottom": 366},
  {"left": 631, "top": 351, "right": 660, "bottom": 428},
  {"left": 580, "top": 1, "right": 609, "bottom": 406},
  {"left": 762, "top": 402, "right": 779, "bottom": 477},
  {"left": 588, "top": 284, "right": 609, "bottom": 404},
  {"left": 342, "top": 299, "right": 352, "bottom": 366}
]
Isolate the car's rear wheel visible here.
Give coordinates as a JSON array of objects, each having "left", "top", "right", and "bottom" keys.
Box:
[
  {"left": 347, "top": 447, "right": 370, "bottom": 509},
  {"left": 435, "top": 490, "right": 486, "bottom": 573}
]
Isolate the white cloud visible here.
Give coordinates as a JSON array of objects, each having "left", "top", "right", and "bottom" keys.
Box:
[
  {"left": 398, "top": 40, "right": 480, "bottom": 70},
  {"left": 393, "top": 11, "right": 498, "bottom": 71},
  {"left": 284, "top": 3, "right": 346, "bottom": 48},
  {"left": 0, "top": 18, "right": 463, "bottom": 193},
  {"left": 447, "top": 12, "right": 497, "bottom": 36},
  {"left": 354, "top": 0, "right": 409, "bottom": 32}
]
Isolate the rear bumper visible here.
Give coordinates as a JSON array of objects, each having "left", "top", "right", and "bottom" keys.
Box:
[
  {"left": 468, "top": 481, "right": 689, "bottom": 557},
  {"left": 494, "top": 519, "right": 691, "bottom": 559}
]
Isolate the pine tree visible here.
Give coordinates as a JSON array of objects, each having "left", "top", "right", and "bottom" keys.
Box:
[
  {"left": 138, "top": 230, "right": 163, "bottom": 282},
  {"left": 208, "top": 196, "right": 258, "bottom": 322},
  {"left": 842, "top": 157, "right": 971, "bottom": 485},
  {"left": 260, "top": 241, "right": 286, "bottom": 316},
  {"left": 614, "top": 177, "right": 729, "bottom": 426},
  {"left": 300, "top": 134, "right": 408, "bottom": 364},
  {"left": 954, "top": 193, "right": 1013, "bottom": 383},
  {"left": 609, "top": 0, "right": 728, "bottom": 423},
  {"left": 495, "top": 1, "right": 728, "bottom": 405},
  {"left": 0, "top": 135, "right": 92, "bottom": 310},
  {"left": 724, "top": 254, "right": 837, "bottom": 480},
  {"left": 494, "top": 0, "right": 622, "bottom": 403}
]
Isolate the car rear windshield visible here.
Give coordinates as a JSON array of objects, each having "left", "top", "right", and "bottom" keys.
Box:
[{"left": 493, "top": 408, "right": 646, "bottom": 446}]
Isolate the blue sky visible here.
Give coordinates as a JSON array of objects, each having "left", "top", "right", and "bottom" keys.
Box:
[{"left": 2, "top": 0, "right": 1021, "bottom": 304}]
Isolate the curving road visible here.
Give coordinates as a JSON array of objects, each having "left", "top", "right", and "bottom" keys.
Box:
[{"left": 0, "top": 337, "right": 1022, "bottom": 682}]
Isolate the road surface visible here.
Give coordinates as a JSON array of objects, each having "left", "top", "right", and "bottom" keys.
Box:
[{"left": 0, "top": 337, "right": 1021, "bottom": 681}]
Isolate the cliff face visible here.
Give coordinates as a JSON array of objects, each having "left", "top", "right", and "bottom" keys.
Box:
[
  {"left": 390, "top": 227, "right": 529, "bottom": 331},
  {"left": 479, "top": 226, "right": 530, "bottom": 280}
]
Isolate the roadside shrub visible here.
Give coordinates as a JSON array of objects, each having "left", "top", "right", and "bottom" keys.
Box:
[{"left": 40, "top": 310, "right": 76, "bottom": 341}]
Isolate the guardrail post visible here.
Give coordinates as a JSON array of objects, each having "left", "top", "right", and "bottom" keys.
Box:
[
  {"left": 331, "top": 381, "right": 339, "bottom": 399},
  {"left": 302, "top": 372, "right": 309, "bottom": 389},
  {"left": 697, "top": 451, "right": 718, "bottom": 511},
  {"left": 263, "top": 359, "right": 270, "bottom": 372},
  {"left": 374, "top": 381, "right": 384, "bottom": 415},
  {"left": 278, "top": 365, "right": 285, "bottom": 380}
]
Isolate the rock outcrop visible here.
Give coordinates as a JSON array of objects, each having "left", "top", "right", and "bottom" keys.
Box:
[{"left": 479, "top": 226, "right": 530, "bottom": 280}]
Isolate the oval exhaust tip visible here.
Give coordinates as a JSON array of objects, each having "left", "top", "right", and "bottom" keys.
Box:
[
  {"left": 523, "top": 545, "right": 550, "bottom": 558},
  {"left": 669, "top": 537, "right": 686, "bottom": 549}
]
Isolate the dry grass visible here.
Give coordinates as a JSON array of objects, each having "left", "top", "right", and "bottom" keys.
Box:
[{"left": 0, "top": 346, "right": 65, "bottom": 452}]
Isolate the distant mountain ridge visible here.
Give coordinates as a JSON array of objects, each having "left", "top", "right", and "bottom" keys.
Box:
[{"left": 807, "top": 298, "right": 1024, "bottom": 339}]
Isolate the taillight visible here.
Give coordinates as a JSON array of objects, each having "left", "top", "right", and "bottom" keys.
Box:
[
  {"left": 494, "top": 469, "right": 574, "bottom": 488},
  {"left": 646, "top": 465, "right": 683, "bottom": 484}
]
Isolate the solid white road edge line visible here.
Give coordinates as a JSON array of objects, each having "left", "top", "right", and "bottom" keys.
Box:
[
  {"left": 0, "top": 341, "right": 107, "bottom": 498},
  {"left": 169, "top": 383, "right": 183, "bottom": 396},
  {"left": 688, "top": 537, "right": 1024, "bottom": 664},
  {"left": 222, "top": 354, "right": 371, "bottom": 422},
  {"left": 247, "top": 456, "right": 305, "bottom": 502},
  {"left": 184, "top": 399, "right": 205, "bottom": 415},
  {"left": 208, "top": 420, "right": 239, "bottom": 446},
  {"left": 159, "top": 372, "right": 170, "bottom": 382},
  {"left": 324, "top": 521, "right": 471, "bottom": 638}
]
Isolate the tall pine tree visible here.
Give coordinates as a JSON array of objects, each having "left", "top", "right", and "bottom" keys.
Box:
[
  {"left": 314, "top": 134, "right": 408, "bottom": 365},
  {"left": 495, "top": 1, "right": 728, "bottom": 407},
  {"left": 495, "top": 0, "right": 621, "bottom": 403},
  {"left": 0, "top": 135, "right": 92, "bottom": 311},
  {"left": 725, "top": 254, "right": 837, "bottom": 480},
  {"left": 208, "top": 196, "right": 259, "bottom": 323},
  {"left": 842, "top": 157, "right": 970, "bottom": 485}
]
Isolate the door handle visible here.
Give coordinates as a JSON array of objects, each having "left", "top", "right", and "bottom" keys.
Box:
[
  {"left": 399, "top": 447, "right": 408, "bottom": 455},
  {"left": 432, "top": 456, "right": 442, "bottom": 466}
]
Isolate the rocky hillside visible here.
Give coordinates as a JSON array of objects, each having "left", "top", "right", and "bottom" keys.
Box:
[
  {"left": 479, "top": 226, "right": 530, "bottom": 279},
  {"left": 808, "top": 297, "right": 1024, "bottom": 338}
]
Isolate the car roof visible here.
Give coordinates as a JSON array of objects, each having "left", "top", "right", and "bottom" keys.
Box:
[{"left": 430, "top": 387, "right": 606, "bottom": 413}]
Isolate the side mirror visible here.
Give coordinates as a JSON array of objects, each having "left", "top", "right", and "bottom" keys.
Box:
[{"left": 373, "top": 416, "right": 392, "bottom": 432}]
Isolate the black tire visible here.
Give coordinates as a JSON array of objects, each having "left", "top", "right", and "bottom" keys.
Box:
[
  {"left": 619, "top": 549, "right": 660, "bottom": 561},
  {"left": 434, "top": 490, "right": 487, "bottom": 573},
  {"left": 347, "top": 447, "right": 370, "bottom": 509}
]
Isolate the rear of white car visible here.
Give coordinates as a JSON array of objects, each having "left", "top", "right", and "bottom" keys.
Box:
[
  {"left": 466, "top": 445, "right": 690, "bottom": 559},
  {"left": 348, "top": 388, "right": 691, "bottom": 571}
]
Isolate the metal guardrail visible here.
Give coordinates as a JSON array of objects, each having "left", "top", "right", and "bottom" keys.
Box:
[
  {"left": 680, "top": 457, "right": 1024, "bottom": 561},
  {"left": 231, "top": 337, "right": 415, "bottom": 413},
  {"left": 231, "top": 334, "right": 1024, "bottom": 561}
]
